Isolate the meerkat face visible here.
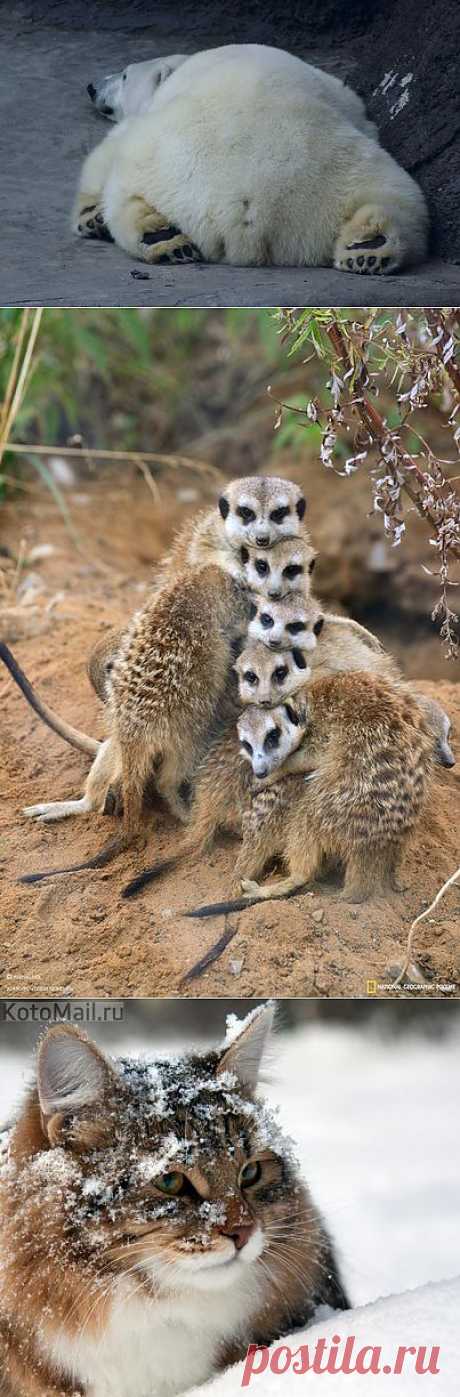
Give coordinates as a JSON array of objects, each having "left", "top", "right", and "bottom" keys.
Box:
[
  {"left": 420, "top": 697, "right": 455, "bottom": 767},
  {"left": 248, "top": 597, "right": 324, "bottom": 653},
  {"left": 235, "top": 639, "right": 312, "bottom": 706},
  {"left": 218, "top": 476, "right": 306, "bottom": 549},
  {"left": 237, "top": 700, "right": 307, "bottom": 779},
  {"left": 239, "top": 538, "right": 316, "bottom": 599}
]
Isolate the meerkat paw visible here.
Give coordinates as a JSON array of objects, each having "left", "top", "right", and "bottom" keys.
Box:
[
  {"left": 240, "top": 878, "right": 264, "bottom": 897},
  {"left": 23, "top": 797, "right": 90, "bottom": 822},
  {"left": 334, "top": 206, "right": 401, "bottom": 274},
  {"left": 73, "top": 196, "right": 114, "bottom": 242}
]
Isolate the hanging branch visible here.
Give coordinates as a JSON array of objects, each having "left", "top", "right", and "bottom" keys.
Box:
[{"left": 277, "top": 308, "right": 460, "bottom": 655}]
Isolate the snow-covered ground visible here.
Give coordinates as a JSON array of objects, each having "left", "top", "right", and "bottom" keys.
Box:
[{"left": 1, "top": 1017, "right": 459, "bottom": 1392}]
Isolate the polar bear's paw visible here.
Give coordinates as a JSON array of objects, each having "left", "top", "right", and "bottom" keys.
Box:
[
  {"left": 140, "top": 224, "right": 203, "bottom": 265},
  {"left": 74, "top": 199, "right": 114, "bottom": 243},
  {"left": 334, "top": 207, "right": 401, "bottom": 275}
]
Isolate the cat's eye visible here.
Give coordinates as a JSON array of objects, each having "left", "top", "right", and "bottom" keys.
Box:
[
  {"left": 240, "top": 1160, "right": 262, "bottom": 1188},
  {"left": 255, "top": 559, "right": 269, "bottom": 577},
  {"left": 287, "top": 621, "right": 305, "bottom": 635},
  {"left": 244, "top": 671, "right": 258, "bottom": 686},
  {"left": 261, "top": 613, "right": 274, "bottom": 628},
  {"left": 155, "top": 1171, "right": 186, "bottom": 1196},
  {"left": 270, "top": 506, "right": 289, "bottom": 524},
  {"left": 283, "top": 564, "right": 303, "bottom": 580},
  {"left": 237, "top": 506, "right": 256, "bottom": 524}
]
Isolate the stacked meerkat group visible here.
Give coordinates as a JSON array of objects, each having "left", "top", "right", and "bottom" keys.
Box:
[{"left": 1, "top": 474, "right": 454, "bottom": 905}]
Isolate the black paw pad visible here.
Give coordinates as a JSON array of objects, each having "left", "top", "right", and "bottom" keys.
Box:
[
  {"left": 357, "top": 255, "right": 365, "bottom": 267},
  {"left": 368, "top": 256, "right": 376, "bottom": 267},
  {"left": 80, "top": 203, "right": 97, "bottom": 215},
  {"left": 347, "top": 233, "right": 387, "bottom": 250},
  {"left": 142, "top": 225, "right": 180, "bottom": 246},
  {"left": 381, "top": 257, "right": 391, "bottom": 269}
]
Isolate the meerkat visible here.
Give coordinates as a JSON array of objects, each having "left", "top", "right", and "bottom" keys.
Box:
[
  {"left": 235, "top": 638, "right": 313, "bottom": 707},
  {"left": 239, "top": 537, "right": 316, "bottom": 598},
  {"left": 187, "top": 671, "right": 435, "bottom": 915},
  {"left": 122, "top": 697, "right": 308, "bottom": 898},
  {"left": 152, "top": 476, "right": 309, "bottom": 593},
  {"left": 248, "top": 593, "right": 322, "bottom": 651},
  {"left": 19, "top": 565, "right": 252, "bottom": 883}
]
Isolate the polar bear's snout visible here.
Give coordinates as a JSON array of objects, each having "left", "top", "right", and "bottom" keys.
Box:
[
  {"left": 86, "top": 56, "right": 189, "bottom": 122},
  {"left": 87, "top": 73, "right": 121, "bottom": 121}
]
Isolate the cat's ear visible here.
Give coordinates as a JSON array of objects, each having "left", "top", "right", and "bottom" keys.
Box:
[
  {"left": 37, "top": 1026, "right": 111, "bottom": 1123},
  {"left": 217, "top": 1002, "right": 275, "bottom": 1091}
]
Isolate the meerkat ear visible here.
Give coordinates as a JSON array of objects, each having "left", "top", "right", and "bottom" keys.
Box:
[
  {"left": 240, "top": 545, "right": 249, "bottom": 563},
  {"left": 218, "top": 495, "right": 229, "bottom": 520},
  {"left": 313, "top": 616, "right": 325, "bottom": 637},
  {"left": 284, "top": 702, "right": 300, "bottom": 725},
  {"left": 249, "top": 601, "right": 258, "bottom": 620},
  {"left": 292, "top": 648, "right": 308, "bottom": 669},
  {"left": 308, "top": 555, "right": 317, "bottom": 574},
  {"left": 296, "top": 496, "right": 307, "bottom": 520}
]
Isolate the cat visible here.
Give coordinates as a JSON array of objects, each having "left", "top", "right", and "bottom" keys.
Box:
[{"left": 0, "top": 1004, "right": 349, "bottom": 1396}]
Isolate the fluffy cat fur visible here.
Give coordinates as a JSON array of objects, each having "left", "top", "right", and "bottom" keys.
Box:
[{"left": 0, "top": 1006, "right": 348, "bottom": 1397}]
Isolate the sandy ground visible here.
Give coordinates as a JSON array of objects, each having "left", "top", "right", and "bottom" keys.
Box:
[
  {"left": 1, "top": 9, "right": 459, "bottom": 308},
  {"left": 1, "top": 470, "right": 459, "bottom": 1002}
]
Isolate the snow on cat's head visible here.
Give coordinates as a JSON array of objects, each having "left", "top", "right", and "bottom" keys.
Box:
[{"left": 3, "top": 1006, "right": 302, "bottom": 1296}]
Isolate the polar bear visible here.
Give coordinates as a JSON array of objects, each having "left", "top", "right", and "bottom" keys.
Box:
[{"left": 73, "top": 44, "right": 428, "bottom": 273}]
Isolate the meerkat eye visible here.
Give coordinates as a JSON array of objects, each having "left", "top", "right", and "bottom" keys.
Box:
[
  {"left": 292, "top": 648, "right": 307, "bottom": 669},
  {"left": 244, "top": 671, "right": 258, "bottom": 686},
  {"left": 270, "top": 505, "right": 290, "bottom": 524},
  {"left": 296, "top": 497, "right": 307, "bottom": 520},
  {"left": 249, "top": 601, "right": 258, "bottom": 620},
  {"left": 287, "top": 620, "right": 305, "bottom": 635},
  {"left": 237, "top": 506, "right": 256, "bottom": 524},
  {"left": 283, "top": 564, "right": 303, "bottom": 580},
  {"left": 218, "top": 495, "right": 229, "bottom": 520},
  {"left": 261, "top": 613, "right": 274, "bottom": 629},
  {"left": 241, "top": 739, "right": 253, "bottom": 755},
  {"left": 313, "top": 617, "right": 325, "bottom": 636},
  {"left": 264, "top": 727, "right": 280, "bottom": 751},
  {"left": 309, "top": 557, "right": 316, "bottom": 574},
  {"left": 273, "top": 666, "right": 288, "bottom": 684},
  {"left": 255, "top": 558, "right": 269, "bottom": 577}
]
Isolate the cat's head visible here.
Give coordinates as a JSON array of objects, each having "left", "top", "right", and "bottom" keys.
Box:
[{"left": 7, "top": 1005, "right": 303, "bottom": 1297}]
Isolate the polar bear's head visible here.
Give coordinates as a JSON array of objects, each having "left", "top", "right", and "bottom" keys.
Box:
[{"left": 87, "top": 55, "right": 188, "bottom": 121}]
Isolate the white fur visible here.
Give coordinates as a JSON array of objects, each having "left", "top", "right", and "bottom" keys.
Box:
[
  {"left": 40, "top": 1232, "right": 265, "bottom": 1397},
  {"left": 75, "top": 44, "right": 428, "bottom": 269}
]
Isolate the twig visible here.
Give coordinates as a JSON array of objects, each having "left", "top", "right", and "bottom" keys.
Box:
[
  {"left": 0, "top": 309, "right": 43, "bottom": 469},
  {"left": 5, "top": 442, "right": 221, "bottom": 478},
  {"left": 424, "top": 310, "right": 460, "bottom": 397},
  {"left": 391, "top": 865, "right": 460, "bottom": 988}
]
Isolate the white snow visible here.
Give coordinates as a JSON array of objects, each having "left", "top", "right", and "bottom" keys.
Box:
[
  {"left": 1, "top": 1020, "right": 459, "bottom": 1393},
  {"left": 191, "top": 1278, "right": 459, "bottom": 1395}
]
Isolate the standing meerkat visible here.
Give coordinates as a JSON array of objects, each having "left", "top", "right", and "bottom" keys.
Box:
[
  {"left": 20, "top": 565, "right": 251, "bottom": 882},
  {"left": 187, "top": 671, "right": 434, "bottom": 913},
  {"left": 122, "top": 698, "right": 308, "bottom": 899}
]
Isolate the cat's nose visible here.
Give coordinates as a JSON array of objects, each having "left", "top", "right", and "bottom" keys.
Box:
[{"left": 221, "top": 1223, "right": 255, "bottom": 1251}]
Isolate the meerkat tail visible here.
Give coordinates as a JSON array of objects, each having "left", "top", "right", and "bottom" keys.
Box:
[
  {"left": 0, "top": 642, "right": 100, "bottom": 757},
  {"left": 183, "top": 894, "right": 264, "bottom": 918},
  {"left": 18, "top": 835, "right": 127, "bottom": 884},
  {"left": 122, "top": 856, "right": 179, "bottom": 898}
]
